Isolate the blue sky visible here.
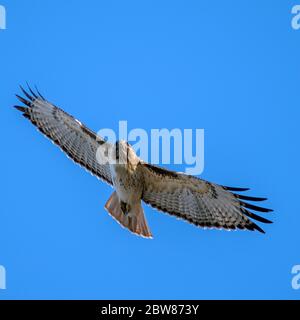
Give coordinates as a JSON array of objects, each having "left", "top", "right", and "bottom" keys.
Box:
[{"left": 0, "top": 0, "right": 299, "bottom": 299}]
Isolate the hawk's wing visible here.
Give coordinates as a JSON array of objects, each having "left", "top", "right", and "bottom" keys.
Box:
[
  {"left": 15, "top": 86, "right": 113, "bottom": 185},
  {"left": 141, "top": 163, "right": 273, "bottom": 233}
]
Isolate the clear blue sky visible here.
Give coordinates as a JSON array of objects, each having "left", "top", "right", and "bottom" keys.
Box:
[{"left": 0, "top": 0, "right": 299, "bottom": 299}]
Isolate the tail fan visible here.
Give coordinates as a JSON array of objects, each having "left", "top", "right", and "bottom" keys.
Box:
[{"left": 104, "top": 191, "right": 153, "bottom": 239}]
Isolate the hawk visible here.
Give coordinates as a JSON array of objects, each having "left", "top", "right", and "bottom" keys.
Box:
[{"left": 14, "top": 86, "right": 273, "bottom": 238}]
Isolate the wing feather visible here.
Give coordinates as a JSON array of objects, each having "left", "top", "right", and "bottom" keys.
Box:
[
  {"left": 15, "top": 86, "right": 113, "bottom": 185},
  {"left": 141, "top": 163, "right": 272, "bottom": 233}
]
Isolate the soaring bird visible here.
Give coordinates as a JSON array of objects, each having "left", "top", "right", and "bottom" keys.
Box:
[{"left": 14, "top": 86, "right": 273, "bottom": 238}]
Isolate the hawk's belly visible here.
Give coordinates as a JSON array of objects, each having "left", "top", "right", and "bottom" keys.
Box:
[{"left": 110, "top": 164, "right": 143, "bottom": 205}]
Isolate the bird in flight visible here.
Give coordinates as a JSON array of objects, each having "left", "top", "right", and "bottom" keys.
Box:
[{"left": 14, "top": 86, "right": 273, "bottom": 238}]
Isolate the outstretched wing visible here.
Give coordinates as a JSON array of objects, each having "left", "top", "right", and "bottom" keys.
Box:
[
  {"left": 141, "top": 163, "right": 273, "bottom": 233},
  {"left": 15, "top": 86, "right": 113, "bottom": 185}
]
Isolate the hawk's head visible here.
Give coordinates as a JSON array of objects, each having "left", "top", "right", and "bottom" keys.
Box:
[{"left": 113, "top": 140, "right": 139, "bottom": 169}]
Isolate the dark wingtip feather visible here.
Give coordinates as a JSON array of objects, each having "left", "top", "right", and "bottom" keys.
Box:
[
  {"left": 235, "top": 194, "right": 267, "bottom": 202},
  {"left": 240, "top": 201, "right": 273, "bottom": 213},
  {"left": 14, "top": 105, "right": 27, "bottom": 112},
  {"left": 244, "top": 220, "right": 265, "bottom": 233},
  {"left": 26, "top": 82, "right": 38, "bottom": 99},
  {"left": 252, "top": 223, "right": 266, "bottom": 234},
  {"left": 19, "top": 85, "right": 33, "bottom": 101},
  {"left": 22, "top": 113, "right": 30, "bottom": 119},
  {"left": 223, "top": 186, "right": 250, "bottom": 192},
  {"left": 242, "top": 209, "right": 273, "bottom": 224},
  {"left": 34, "top": 85, "right": 45, "bottom": 100},
  {"left": 14, "top": 105, "right": 31, "bottom": 120},
  {"left": 16, "top": 94, "right": 31, "bottom": 106}
]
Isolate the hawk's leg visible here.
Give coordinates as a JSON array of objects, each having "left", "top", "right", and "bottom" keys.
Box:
[{"left": 120, "top": 201, "right": 131, "bottom": 216}]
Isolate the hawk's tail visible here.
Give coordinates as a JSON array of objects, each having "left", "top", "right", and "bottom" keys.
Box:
[{"left": 104, "top": 191, "right": 153, "bottom": 239}]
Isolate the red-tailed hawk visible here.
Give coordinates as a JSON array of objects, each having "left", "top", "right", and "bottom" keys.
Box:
[{"left": 14, "top": 86, "right": 273, "bottom": 238}]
